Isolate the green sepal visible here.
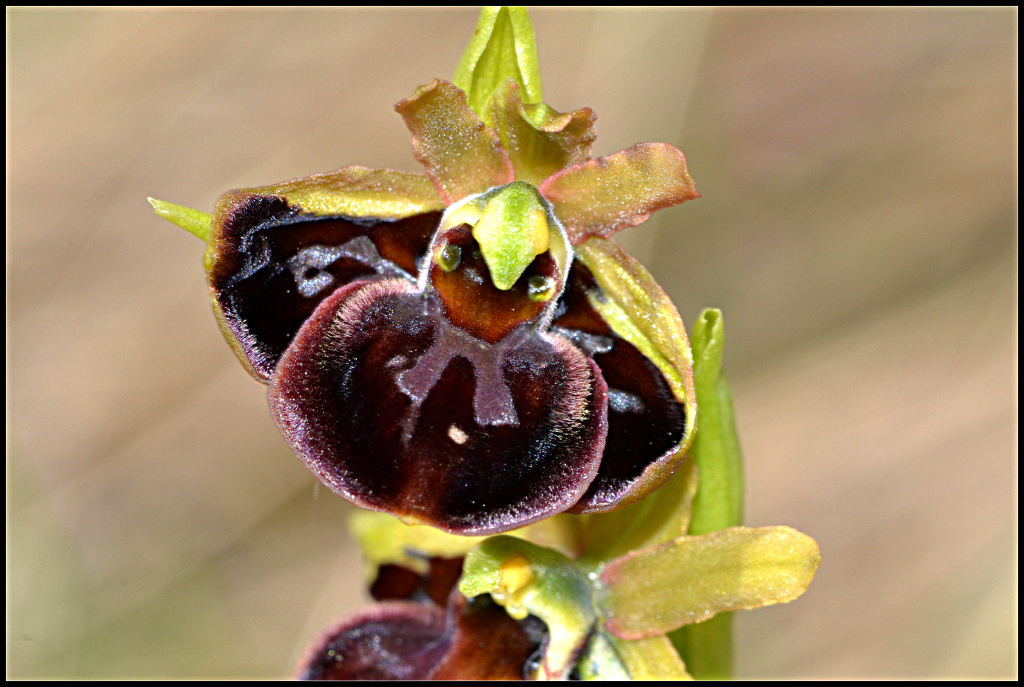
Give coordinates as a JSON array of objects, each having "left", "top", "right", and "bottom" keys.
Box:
[
  {"left": 349, "top": 510, "right": 485, "bottom": 577},
  {"left": 349, "top": 510, "right": 584, "bottom": 578},
  {"left": 148, "top": 197, "right": 211, "bottom": 242},
  {"left": 454, "top": 6, "right": 543, "bottom": 122},
  {"left": 570, "top": 238, "right": 697, "bottom": 508},
  {"left": 459, "top": 535, "right": 593, "bottom": 680}
]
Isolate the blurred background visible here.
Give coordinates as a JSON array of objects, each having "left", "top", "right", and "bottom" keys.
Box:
[{"left": 7, "top": 7, "right": 1016, "bottom": 679}]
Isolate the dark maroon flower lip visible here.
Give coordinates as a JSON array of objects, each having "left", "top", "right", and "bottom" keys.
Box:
[
  {"left": 295, "top": 601, "right": 451, "bottom": 681},
  {"left": 296, "top": 594, "right": 547, "bottom": 681},
  {"left": 268, "top": 274, "right": 610, "bottom": 535}
]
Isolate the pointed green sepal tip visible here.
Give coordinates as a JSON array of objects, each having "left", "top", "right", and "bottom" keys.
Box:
[
  {"left": 454, "top": 6, "right": 543, "bottom": 120},
  {"left": 471, "top": 181, "right": 551, "bottom": 290},
  {"left": 148, "top": 197, "right": 212, "bottom": 243}
]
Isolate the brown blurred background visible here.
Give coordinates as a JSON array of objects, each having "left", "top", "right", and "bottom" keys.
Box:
[{"left": 7, "top": 8, "right": 1016, "bottom": 679}]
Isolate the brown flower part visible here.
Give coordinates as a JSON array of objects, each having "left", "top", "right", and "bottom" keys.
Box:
[
  {"left": 296, "top": 595, "right": 545, "bottom": 681},
  {"left": 201, "top": 80, "right": 698, "bottom": 534},
  {"left": 370, "top": 556, "right": 465, "bottom": 608}
]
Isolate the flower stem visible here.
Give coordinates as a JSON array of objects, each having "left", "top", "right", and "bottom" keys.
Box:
[{"left": 670, "top": 308, "right": 744, "bottom": 678}]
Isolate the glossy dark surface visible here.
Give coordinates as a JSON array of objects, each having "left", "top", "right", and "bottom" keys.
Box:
[
  {"left": 208, "top": 194, "right": 440, "bottom": 379},
  {"left": 553, "top": 264, "right": 688, "bottom": 511}
]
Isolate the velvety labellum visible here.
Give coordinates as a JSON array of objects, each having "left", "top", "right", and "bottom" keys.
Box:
[{"left": 269, "top": 276, "right": 609, "bottom": 534}]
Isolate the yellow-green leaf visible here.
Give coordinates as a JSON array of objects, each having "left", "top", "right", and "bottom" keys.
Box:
[
  {"left": 670, "top": 308, "right": 744, "bottom": 678},
  {"left": 687, "top": 308, "right": 744, "bottom": 535},
  {"left": 599, "top": 526, "right": 821, "bottom": 639}
]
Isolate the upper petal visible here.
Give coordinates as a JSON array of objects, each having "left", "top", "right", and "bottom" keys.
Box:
[
  {"left": 396, "top": 80, "right": 515, "bottom": 205},
  {"left": 486, "top": 78, "right": 597, "bottom": 187},
  {"left": 205, "top": 167, "right": 443, "bottom": 381},
  {"left": 539, "top": 142, "right": 699, "bottom": 244}
]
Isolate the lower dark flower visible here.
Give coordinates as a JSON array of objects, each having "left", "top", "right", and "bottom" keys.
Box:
[{"left": 297, "top": 560, "right": 547, "bottom": 681}]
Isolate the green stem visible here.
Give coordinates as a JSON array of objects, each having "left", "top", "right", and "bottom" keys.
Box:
[{"left": 670, "top": 308, "right": 744, "bottom": 679}]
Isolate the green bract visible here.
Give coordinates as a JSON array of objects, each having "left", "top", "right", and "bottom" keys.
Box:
[{"left": 454, "top": 6, "right": 544, "bottom": 119}]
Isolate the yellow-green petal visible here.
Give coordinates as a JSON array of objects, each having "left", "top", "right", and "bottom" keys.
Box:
[
  {"left": 396, "top": 79, "right": 514, "bottom": 205},
  {"left": 486, "top": 78, "right": 596, "bottom": 187},
  {"left": 234, "top": 166, "right": 444, "bottom": 220},
  {"left": 598, "top": 526, "right": 822, "bottom": 639},
  {"left": 540, "top": 142, "right": 699, "bottom": 244},
  {"left": 148, "top": 197, "right": 211, "bottom": 242}
]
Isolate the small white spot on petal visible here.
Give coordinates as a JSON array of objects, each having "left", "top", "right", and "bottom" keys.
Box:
[{"left": 447, "top": 424, "right": 469, "bottom": 445}]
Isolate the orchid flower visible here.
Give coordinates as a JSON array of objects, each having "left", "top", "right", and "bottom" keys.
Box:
[{"left": 151, "top": 9, "right": 699, "bottom": 536}]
